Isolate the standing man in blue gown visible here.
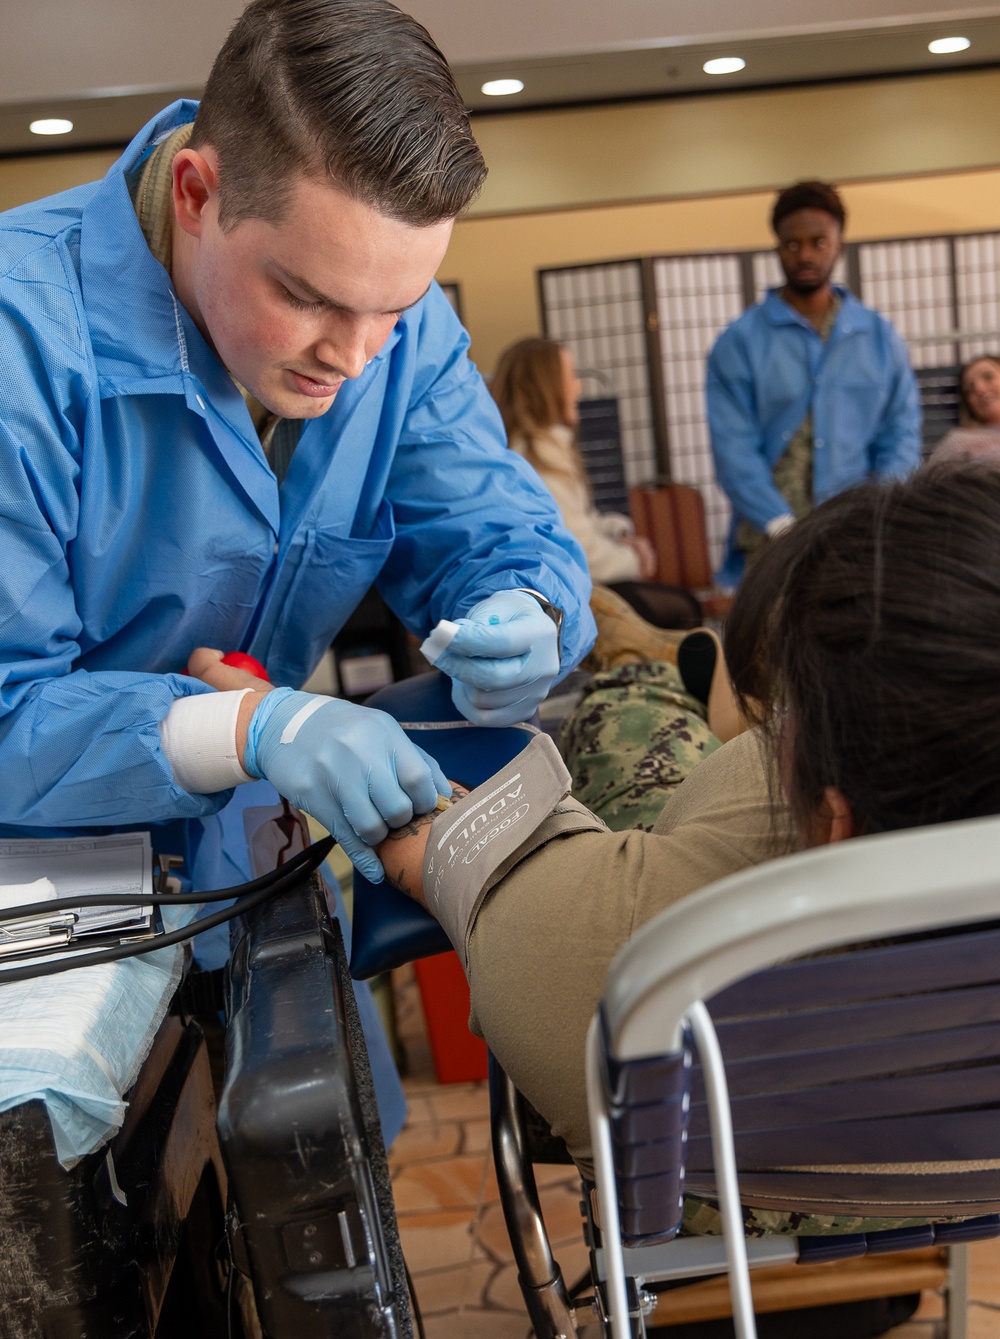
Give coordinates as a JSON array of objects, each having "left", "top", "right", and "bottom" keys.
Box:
[{"left": 707, "top": 180, "right": 921, "bottom": 583}]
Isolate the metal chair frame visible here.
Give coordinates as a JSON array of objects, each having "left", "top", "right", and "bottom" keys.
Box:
[{"left": 586, "top": 815, "right": 1000, "bottom": 1338}]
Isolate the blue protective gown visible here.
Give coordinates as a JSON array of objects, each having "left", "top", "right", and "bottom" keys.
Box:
[
  {"left": 707, "top": 286, "right": 922, "bottom": 581},
  {"left": 0, "top": 101, "right": 594, "bottom": 837},
  {"left": 0, "top": 103, "right": 594, "bottom": 1144}
]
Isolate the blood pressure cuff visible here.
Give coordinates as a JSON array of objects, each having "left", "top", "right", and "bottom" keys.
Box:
[{"left": 422, "top": 733, "right": 609, "bottom": 971}]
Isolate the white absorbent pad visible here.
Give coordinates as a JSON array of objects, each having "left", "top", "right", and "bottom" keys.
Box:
[
  {"left": 0, "top": 898, "right": 183, "bottom": 1167},
  {"left": 419, "top": 619, "right": 461, "bottom": 666}
]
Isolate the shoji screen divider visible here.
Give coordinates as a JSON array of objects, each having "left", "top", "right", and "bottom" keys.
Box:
[
  {"left": 539, "top": 231, "right": 1000, "bottom": 572},
  {"left": 538, "top": 261, "right": 659, "bottom": 488}
]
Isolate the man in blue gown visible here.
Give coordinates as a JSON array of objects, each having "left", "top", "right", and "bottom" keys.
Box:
[
  {"left": 0, "top": 0, "right": 593, "bottom": 1139},
  {"left": 707, "top": 180, "right": 921, "bottom": 583}
]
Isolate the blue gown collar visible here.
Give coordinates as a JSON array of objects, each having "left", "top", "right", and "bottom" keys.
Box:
[
  {"left": 761, "top": 285, "right": 875, "bottom": 335},
  {"left": 79, "top": 101, "right": 204, "bottom": 391}
]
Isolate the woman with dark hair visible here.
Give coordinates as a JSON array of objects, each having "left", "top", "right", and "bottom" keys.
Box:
[
  {"left": 934, "top": 355, "right": 1000, "bottom": 462},
  {"left": 361, "top": 463, "right": 1000, "bottom": 1190},
  {"left": 193, "top": 464, "right": 998, "bottom": 1227}
]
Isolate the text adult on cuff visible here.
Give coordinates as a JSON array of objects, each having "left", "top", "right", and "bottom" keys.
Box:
[
  {"left": 242, "top": 688, "right": 451, "bottom": 883},
  {"left": 427, "top": 590, "right": 561, "bottom": 727}
]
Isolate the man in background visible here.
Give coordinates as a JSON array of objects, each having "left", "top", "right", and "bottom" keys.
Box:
[{"left": 706, "top": 180, "right": 921, "bottom": 581}]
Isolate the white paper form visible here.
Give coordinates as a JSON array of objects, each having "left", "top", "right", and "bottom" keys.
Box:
[{"left": 0, "top": 833, "right": 153, "bottom": 935}]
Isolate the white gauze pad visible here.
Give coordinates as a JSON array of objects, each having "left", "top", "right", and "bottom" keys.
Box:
[{"left": 419, "top": 619, "right": 461, "bottom": 666}]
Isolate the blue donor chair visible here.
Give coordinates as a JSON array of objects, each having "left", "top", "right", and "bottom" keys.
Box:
[
  {"left": 589, "top": 814, "right": 1000, "bottom": 1339},
  {"left": 349, "top": 670, "right": 538, "bottom": 978}
]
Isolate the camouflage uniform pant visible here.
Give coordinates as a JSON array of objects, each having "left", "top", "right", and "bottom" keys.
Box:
[
  {"left": 559, "top": 661, "right": 965, "bottom": 1237},
  {"left": 558, "top": 661, "right": 720, "bottom": 834}
]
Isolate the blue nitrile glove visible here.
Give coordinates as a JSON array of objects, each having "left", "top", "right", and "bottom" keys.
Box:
[
  {"left": 429, "top": 591, "right": 561, "bottom": 727},
  {"left": 243, "top": 688, "right": 451, "bottom": 883}
]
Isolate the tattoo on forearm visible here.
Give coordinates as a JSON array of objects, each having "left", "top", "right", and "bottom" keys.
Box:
[
  {"left": 385, "top": 864, "right": 410, "bottom": 894},
  {"left": 384, "top": 811, "right": 436, "bottom": 842},
  {"left": 379, "top": 786, "right": 468, "bottom": 897}
]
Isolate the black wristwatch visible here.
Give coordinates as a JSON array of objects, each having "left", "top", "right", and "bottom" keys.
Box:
[{"left": 517, "top": 588, "right": 565, "bottom": 648}]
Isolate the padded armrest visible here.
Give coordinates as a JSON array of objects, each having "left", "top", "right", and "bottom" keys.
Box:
[{"left": 349, "top": 672, "right": 535, "bottom": 980}]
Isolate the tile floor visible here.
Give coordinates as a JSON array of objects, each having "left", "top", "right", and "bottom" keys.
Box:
[
  {"left": 388, "top": 964, "right": 1000, "bottom": 1338},
  {"left": 390, "top": 963, "right": 591, "bottom": 1339}
]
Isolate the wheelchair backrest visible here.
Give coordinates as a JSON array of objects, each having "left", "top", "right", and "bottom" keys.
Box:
[{"left": 597, "top": 815, "right": 1000, "bottom": 1246}]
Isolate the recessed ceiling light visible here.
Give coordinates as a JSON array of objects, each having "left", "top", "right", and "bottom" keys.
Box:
[
  {"left": 703, "top": 57, "right": 746, "bottom": 75},
  {"left": 29, "top": 118, "right": 74, "bottom": 136},
  {"left": 928, "top": 36, "right": 971, "bottom": 54},
  {"left": 481, "top": 78, "right": 524, "bottom": 97}
]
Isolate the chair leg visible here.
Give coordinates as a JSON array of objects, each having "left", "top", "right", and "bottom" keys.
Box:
[
  {"left": 585, "top": 1020, "right": 644, "bottom": 1339},
  {"left": 488, "top": 1055, "right": 580, "bottom": 1339},
  {"left": 946, "top": 1243, "right": 969, "bottom": 1339},
  {"left": 686, "top": 1001, "right": 757, "bottom": 1339}
]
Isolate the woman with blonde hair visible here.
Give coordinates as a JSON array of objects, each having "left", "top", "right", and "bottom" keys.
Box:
[
  {"left": 934, "top": 355, "right": 1000, "bottom": 463},
  {"left": 491, "top": 338, "right": 656, "bottom": 584},
  {"left": 491, "top": 338, "right": 701, "bottom": 635}
]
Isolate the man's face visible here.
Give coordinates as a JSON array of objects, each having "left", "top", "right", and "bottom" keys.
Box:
[
  {"left": 173, "top": 154, "right": 454, "bottom": 418},
  {"left": 775, "top": 208, "right": 843, "bottom": 295}
]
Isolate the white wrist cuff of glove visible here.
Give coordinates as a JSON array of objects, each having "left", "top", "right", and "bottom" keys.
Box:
[
  {"left": 159, "top": 689, "right": 256, "bottom": 794},
  {"left": 765, "top": 513, "right": 795, "bottom": 539}
]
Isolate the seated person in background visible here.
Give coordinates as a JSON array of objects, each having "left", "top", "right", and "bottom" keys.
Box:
[
  {"left": 934, "top": 355, "right": 1000, "bottom": 462},
  {"left": 491, "top": 337, "right": 700, "bottom": 631},
  {"left": 707, "top": 180, "right": 921, "bottom": 582}
]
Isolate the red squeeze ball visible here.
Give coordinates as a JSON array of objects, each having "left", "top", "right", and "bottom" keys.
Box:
[{"left": 221, "top": 652, "right": 271, "bottom": 683}]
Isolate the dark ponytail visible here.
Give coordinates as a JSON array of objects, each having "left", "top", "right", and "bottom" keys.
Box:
[{"left": 726, "top": 464, "right": 1000, "bottom": 838}]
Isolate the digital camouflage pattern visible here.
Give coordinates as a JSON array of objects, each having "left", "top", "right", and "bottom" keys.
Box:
[
  {"left": 559, "top": 661, "right": 721, "bottom": 832},
  {"left": 681, "top": 1197, "right": 962, "bottom": 1238}
]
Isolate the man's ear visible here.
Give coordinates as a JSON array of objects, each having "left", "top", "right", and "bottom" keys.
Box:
[
  {"left": 172, "top": 146, "right": 220, "bottom": 239},
  {"left": 812, "top": 786, "right": 857, "bottom": 845}
]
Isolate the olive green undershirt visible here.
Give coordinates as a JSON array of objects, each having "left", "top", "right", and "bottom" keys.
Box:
[
  {"left": 736, "top": 292, "right": 842, "bottom": 557},
  {"left": 131, "top": 123, "right": 301, "bottom": 483}
]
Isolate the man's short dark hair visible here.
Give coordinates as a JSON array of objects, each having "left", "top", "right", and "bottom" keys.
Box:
[
  {"left": 191, "top": 0, "right": 487, "bottom": 229},
  {"left": 771, "top": 181, "right": 847, "bottom": 236}
]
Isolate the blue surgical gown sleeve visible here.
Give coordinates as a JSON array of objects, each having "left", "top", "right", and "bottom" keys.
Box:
[
  {"left": 377, "top": 291, "right": 596, "bottom": 674},
  {"left": 706, "top": 330, "right": 794, "bottom": 532},
  {"left": 868, "top": 330, "right": 922, "bottom": 481},
  {"left": 0, "top": 299, "right": 226, "bottom": 829}
]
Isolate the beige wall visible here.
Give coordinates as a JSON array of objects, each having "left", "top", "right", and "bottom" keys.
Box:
[
  {"left": 3, "top": 68, "right": 1000, "bottom": 375},
  {"left": 0, "top": 150, "right": 119, "bottom": 213},
  {"left": 467, "top": 68, "right": 1000, "bottom": 217},
  {"left": 446, "top": 67, "right": 1000, "bottom": 370},
  {"left": 444, "top": 167, "right": 1000, "bottom": 372}
]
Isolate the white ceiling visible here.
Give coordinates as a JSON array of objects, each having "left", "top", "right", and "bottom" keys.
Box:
[
  {"left": 1, "top": 0, "right": 998, "bottom": 149},
  {"left": 404, "top": 0, "right": 1000, "bottom": 61}
]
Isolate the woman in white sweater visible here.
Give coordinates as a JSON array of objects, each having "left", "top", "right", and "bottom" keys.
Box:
[
  {"left": 491, "top": 338, "right": 700, "bottom": 630},
  {"left": 933, "top": 355, "right": 1000, "bottom": 463},
  {"left": 492, "top": 337, "right": 654, "bottom": 583}
]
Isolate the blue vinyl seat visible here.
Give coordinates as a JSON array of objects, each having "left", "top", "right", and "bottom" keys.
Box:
[{"left": 349, "top": 671, "right": 537, "bottom": 979}]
